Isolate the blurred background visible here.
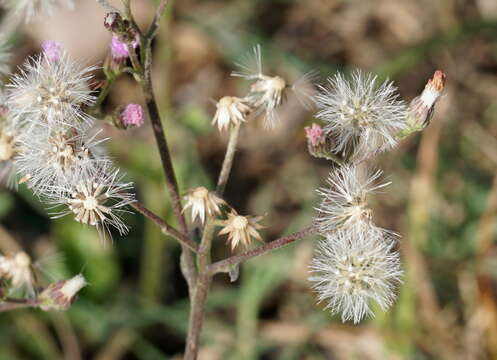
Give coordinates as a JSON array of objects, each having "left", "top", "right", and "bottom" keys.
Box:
[{"left": 1, "top": 0, "right": 497, "bottom": 358}]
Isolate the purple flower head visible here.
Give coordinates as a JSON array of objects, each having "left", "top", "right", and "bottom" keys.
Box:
[
  {"left": 305, "top": 123, "right": 326, "bottom": 147},
  {"left": 110, "top": 35, "right": 138, "bottom": 60},
  {"left": 41, "top": 40, "right": 63, "bottom": 62},
  {"left": 121, "top": 104, "right": 145, "bottom": 127}
]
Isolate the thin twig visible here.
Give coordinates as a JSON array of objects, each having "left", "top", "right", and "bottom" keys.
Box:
[
  {"left": 216, "top": 123, "right": 241, "bottom": 196},
  {"left": 130, "top": 201, "right": 198, "bottom": 253},
  {"left": 146, "top": 0, "right": 170, "bottom": 40},
  {"left": 128, "top": 0, "right": 197, "bottom": 291},
  {"left": 0, "top": 298, "right": 38, "bottom": 312},
  {"left": 184, "top": 222, "right": 214, "bottom": 360},
  {"left": 207, "top": 225, "right": 317, "bottom": 275}
]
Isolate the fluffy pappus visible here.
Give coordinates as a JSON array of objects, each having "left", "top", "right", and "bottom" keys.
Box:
[
  {"left": 315, "top": 70, "right": 408, "bottom": 162},
  {"left": 6, "top": 51, "right": 96, "bottom": 128},
  {"left": 309, "top": 228, "right": 403, "bottom": 324},
  {"left": 315, "top": 164, "right": 389, "bottom": 234}
]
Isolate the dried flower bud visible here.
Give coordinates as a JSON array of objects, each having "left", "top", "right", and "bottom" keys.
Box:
[
  {"left": 120, "top": 103, "right": 145, "bottom": 128},
  {"left": 304, "top": 123, "right": 344, "bottom": 162},
  {"left": 39, "top": 274, "right": 86, "bottom": 311},
  {"left": 104, "top": 12, "right": 122, "bottom": 32},
  {"left": 219, "top": 211, "right": 264, "bottom": 250},
  {"left": 41, "top": 40, "right": 63, "bottom": 62},
  {"left": 103, "top": 11, "right": 136, "bottom": 43},
  {"left": 405, "top": 70, "right": 446, "bottom": 133},
  {"left": 183, "top": 187, "right": 225, "bottom": 224},
  {"left": 212, "top": 96, "right": 250, "bottom": 132}
]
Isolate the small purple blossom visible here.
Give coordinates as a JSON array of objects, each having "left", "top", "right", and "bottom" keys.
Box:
[
  {"left": 110, "top": 36, "right": 138, "bottom": 60},
  {"left": 305, "top": 123, "right": 326, "bottom": 146},
  {"left": 42, "top": 41, "right": 63, "bottom": 62},
  {"left": 121, "top": 104, "right": 145, "bottom": 127}
]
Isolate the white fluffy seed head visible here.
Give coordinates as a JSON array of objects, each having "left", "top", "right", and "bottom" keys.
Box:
[
  {"left": 14, "top": 123, "right": 109, "bottom": 195},
  {"left": 6, "top": 51, "right": 96, "bottom": 128},
  {"left": 314, "top": 70, "right": 408, "bottom": 162},
  {"left": 315, "top": 164, "right": 389, "bottom": 234},
  {"left": 309, "top": 228, "right": 403, "bottom": 324}
]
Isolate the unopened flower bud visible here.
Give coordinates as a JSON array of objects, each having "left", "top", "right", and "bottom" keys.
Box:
[
  {"left": 305, "top": 123, "right": 326, "bottom": 147},
  {"left": 39, "top": 274, "right": 87, "bottom": 311},
  {"left": 404, "top": 70, "right": 446, "bottom": 135},
  {"left": 304, "top": 123, "right": 343, "bottom": 162},
  {"left": 103, "top": 12, "right": 135, "bottom": 42},
  {"left": 104, "top": 12, "right": 122, "bottom": 32},
  {"left": 41, "top": 40, "right": 63, "bottom": 62},
  {"left": 120, "top": 104, "right": 145, "bottom": 128}
]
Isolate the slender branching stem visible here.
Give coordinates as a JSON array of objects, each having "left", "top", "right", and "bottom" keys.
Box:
[
  {"left": 184, "top": 222, "right": 214, "bottom": 360},
  {"left": 0, "top": 298, "right": 39, "bottom": 312},
  {"left": 208, "top": 225, "right": 317, "bottom": 275},
  {"left": 216, "top": 123, "right": 241, "bottom": 196},
  {"left": 127, "top": 0, "right": 197, "bottom": 292},
  {"left": 130, "top": 201, "right": 198, "bottom": 253}
]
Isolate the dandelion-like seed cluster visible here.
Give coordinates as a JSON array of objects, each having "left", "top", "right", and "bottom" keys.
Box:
[
  {"left": 310, "top": 228, "right": 402, "bottom": 324},
  {"left": 315, "top": 71, "right": 408, "bottom": 162},
  {"left": 308, "top": 69, "right": 445, "bottom": 323},
  {"left": 3, "top": 42, "right": 134, "bottom": 241},
  {"left": 311, "top": 164, "right": 402, "bottom": 323}
]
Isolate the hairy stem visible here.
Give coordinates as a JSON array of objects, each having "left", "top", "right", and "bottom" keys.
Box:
[
  {"left": 0, "top": 298, "right": 38, "bottom": 312},
  {"left": 208, "top": 225, "right": 317, "bottom": 275},
  {"left": 125, "top": 0, "right": 197, "bottom": 292},
  {"left": 130, "top": 201, "right": 198, "bottom": 252},
  {"left": 216, "top": 123, "right": 241, "bottom": 196},
  {"left": 184, "top": 222, "right": 214, "bottom": 360}
]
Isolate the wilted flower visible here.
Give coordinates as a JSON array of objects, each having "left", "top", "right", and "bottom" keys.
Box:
[
  {"left": 1, "top": 0, "right": 75, "bottom": 23},
  {"left": 120, "top": 103, "right": 145, "bottom": 128},
  {"left": 39, "top": 274, "right": 86, "bottom": 311},
  {"left": 7, "top": 49, "right": 96, "bottom": 127},
  {"left": 315, "top": 70, "right": 407, "bottom": 162},
  {"left": 48, "top": 165, "right": 134, "bottom": 241},
  {"left": 219, "top": 210, "right": 264, "bottom": 250},
  {"left": 41, "top": 40, "right": 63, "bottom": 62},
  {"left": 232, "top": 45, "right": 288, "bottom": 128},
  {"left": 406, "top": 70, "right": 446, "bottom": 133},
  {"left": 316, "top": 164, "right": 389, "bottom": 234},
  {"left": 183, "top": 186, "right": 225, "bottom": 224},
  {"left": 212, "top": 96, "right": 250, "bottom": 132},
  {"left": 0, "top": 252, "right": 36, "bottom": 296},
  {"left": 309, "top": 228, "right": 403, "bottom": 324}
]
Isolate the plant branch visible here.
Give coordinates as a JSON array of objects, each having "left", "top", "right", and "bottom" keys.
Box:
[
  {"left": 130, "top": 201, "right": 198, "bottom": 253},
  {"left": 216, "top": 123, "right": 241, "bottom": 196},
  {"left": 207, "top": 225, "right": 317, "bottom": 275},
  {"left": 127, "top": 0, "right": 197, "bottom": 291},
  {"left": 184, "top": 222, "right": 214, "bottom": 360},
  {"left": 0, "top": 298, "right": 38, "bottom": 312},
  {"left": 146, "top": 0, "right": 169, "bottom": 40}
]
